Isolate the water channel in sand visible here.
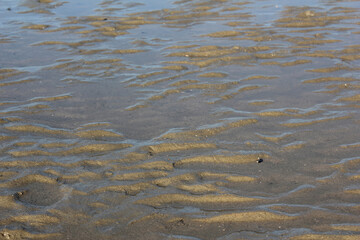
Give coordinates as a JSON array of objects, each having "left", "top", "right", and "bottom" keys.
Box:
[{"left": 0, "top": 0, "right": 360, "bottom": 239}]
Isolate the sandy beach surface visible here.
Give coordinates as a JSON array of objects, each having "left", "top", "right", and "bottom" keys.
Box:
[{"left": 1, "top": 0, "right": 360, "bottom": 239}]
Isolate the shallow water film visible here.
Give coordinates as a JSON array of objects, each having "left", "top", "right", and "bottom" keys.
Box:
[{"left": 1, "top": 0, "right": 360, "bottom": 239}]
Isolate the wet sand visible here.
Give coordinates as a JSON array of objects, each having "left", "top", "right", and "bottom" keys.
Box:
[{"left": 1, "top": 0, "right": 360, "bottom": 239}]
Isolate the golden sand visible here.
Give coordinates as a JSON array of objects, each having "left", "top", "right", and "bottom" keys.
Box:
[
  {"left": 248, "top": 100, "right": 274, "bottom": 106},
  {"left": 291, "top": 235, "right": 360, "bottom": 240},
  {"left": 0, "top": 171, "right": 18, "bottom": 181},
  {"left": 303, "top": 77, "right": 357, "bottom": 83},
  {"left": 0, "top": 174, "right": 57, "bottom": 188},
  {"left": 27, "top": 104, "right": 50, "bottom": 109},
  {"left": 198, "top": 72, "right": 228, "bottom": 78},
  {"left": 306, "top": 65, "right": 349, "bottom": 73},
  {"left": 137, "top": 71, "right": 167, "bottom": 79},
  {"left": 45, "top": 26, "right": 84, "bottom": 32},
  {"left": 135, "top": 194, "right": 260, "bottom": 208},
  {"left": 0, "top": 196, "right": 24, "bottom": 210},
  {"left": 22, "top": 24, "right": 50, "bottom": 30},
  {"left": 242, "top": 75, "right": 278, "bottom": 81},
  {"left": 256, "top": 111, "right": 290, "bottom": 117},
  {"left": 56, "top": 172, "right": 101, "bottom": 183},
  {"left": 0, "top": 78, "right": 35, "bottom": 87},
  {"left": 281, "top": 59, "right": 312, "bottom": 66},
  {"left": 0, "top": 159, "right": 110, "bottom": 169},
  {"left": 237, "top": 85, "right": 263, "bottom": 93},
  {"left": 88, "top": 202, "right": 108, "bottom": 208},
  {"left": 123, "top": 152, "right": 148, "bottom": 162},
  {"left": 225, "top": 175, "right": 257, "bottom": 183},
  {"left": 4, "top": 125, "right": 69, "bottom": 135},
  {"left": 349, "top": 175, "right": 360, "bottom": 180},
  {"left": 161, "top": 65, "right": 188, "bottom": 71},
  {"left": 176, "top": 183, "right": 219, "bottom": 194},
  {"left": 192, "top": 211, "right": 295, "bottom": 223},
  {"left": 0, "top": 70, "right": 26, "bottom": 80},
  {"left": 338, "top": 94, "right": 360, "bottom": 102},
  {"left": 75, "top": 130, "right": 123, "bottom": 138},
  {"left": 57, "top": 143, "right": 132, "bottom": 155},
  {"left": 161, "top": 119, "right": 257, "bottom": 140},
  {"left": 112, "top": 171, "right": 169, "bottom": 181},
  {"left": 40, "top": 142, "right": 74, "bottom": 148},
  {"left": 331, "top": 225, "right": 360, "bottom": 232},
  {"left": 340, "top": 143, "right": 360, "bottom": 149},
  {"left": 197, "top": 172, "right": 229, "bottom": 180},
  {"left": 8, "top": 150, "right": 52, "bottom": 157},
  {"left": 174, "top": 154, "right": 265, "bottom": 167},
  {"left": 0, "top": 229, "right": 61, "bottom": 239},
  {"left": 0, "top": 215, "right": 59, "bottom": 227},
  {"left": 344, "top": 189, "right": 360, "bottom": 194},
  {"left": 165, "top": 44, "right": 198, "bottom": 49},
  {"left": 124, "top": 161, "right": 174, "bottom": 171},
  {"left": 152, "top": 173, "right": 196, "bottom": 187},
  {"left": 9, "top": 143, "right": 132, "bottom": 157},
  {"left": 0, "top": 69, "right": 17, "bottom": 74},
  {"left": 147, "top": 142, "right": 216, "bottom": 154},
  {"left": 91, "top": 182, "right": 152, "bottom": 195},
  {"left": 204, "top": 30, "right": 242, "bottom": 37},
  {"left": 12, "top": 141, "right": 35, "bottom": 147},
  {"left": 170, "top": 79, "right": 199, "bottom": 86}
]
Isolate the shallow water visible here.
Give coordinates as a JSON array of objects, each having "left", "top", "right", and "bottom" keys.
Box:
[{"left": 0, "top": 0, "right": 360, "bottom": 239}]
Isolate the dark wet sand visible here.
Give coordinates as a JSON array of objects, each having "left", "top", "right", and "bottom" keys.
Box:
[{"left": 1, "top": 0, "right": 360, "bottom": 239}]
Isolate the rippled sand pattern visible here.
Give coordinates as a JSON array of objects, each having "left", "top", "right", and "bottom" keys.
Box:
[{"left": 1, "top": 0, "right": 360, "bottom": 239}]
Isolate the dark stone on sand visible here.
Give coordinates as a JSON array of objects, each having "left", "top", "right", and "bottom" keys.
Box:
[{"left": 14, "top": 182, "right": 63, "bottom": 206}]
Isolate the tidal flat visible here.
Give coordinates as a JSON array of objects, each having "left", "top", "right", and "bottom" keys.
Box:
[{"left": 1, "top": 0, "right": 360, "bottom": 239}]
